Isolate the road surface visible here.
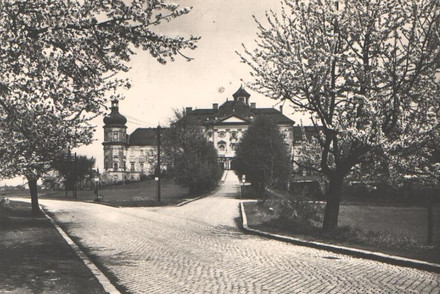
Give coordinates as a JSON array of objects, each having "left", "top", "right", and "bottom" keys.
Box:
[{"left": 40, "top": 171, "right": 440, "bottom": 293}]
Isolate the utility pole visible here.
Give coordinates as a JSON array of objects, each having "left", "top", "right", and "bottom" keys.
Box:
[
  {"left": 73, "top": 152, "right": 77, "bottom": 198},
  {"left": 65, "top": 150, "right": 70, "bottom": 198},
  {"left": 156, "top": 125, "right": 162, "bottom": 203},
  {"left": 427, "top": 194, "right": 434, "bottom": 245}
]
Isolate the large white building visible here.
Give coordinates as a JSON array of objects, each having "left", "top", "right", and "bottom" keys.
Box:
[
  {"left": 102, "top": 86, "right": 295, "bottom": 181},
  {"left": 184, "top": 86, "right": 294, "bottom": 169}
]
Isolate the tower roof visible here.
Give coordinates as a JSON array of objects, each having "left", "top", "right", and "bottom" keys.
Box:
[
  {"left": 232, "top": 85, "right": 250, "bottom": 100},
  {"left": 103, "top": 100, "right": 127, "bottom": 126}
]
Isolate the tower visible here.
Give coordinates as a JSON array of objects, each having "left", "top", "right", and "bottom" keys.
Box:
[
  {"left": 102, "top": 100, "right": 127, "bottom": 182},
  {"left": 232, "top": 85, "right": 251, "bottom": 105}
]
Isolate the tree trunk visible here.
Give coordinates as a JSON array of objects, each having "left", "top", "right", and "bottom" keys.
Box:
[
  {"left": 427, "top": 194, "right": 434, "bottom": 245},
  {"left": 322, "top": 173, "right": 344, "bottom": 231},
  {"left": 27, "top": 176, "right": 40, "bottom": 214}
]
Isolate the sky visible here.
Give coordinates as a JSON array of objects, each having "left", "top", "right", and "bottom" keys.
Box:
[{"left": 1, "top": 0, "right": 293, "bottom": 186}]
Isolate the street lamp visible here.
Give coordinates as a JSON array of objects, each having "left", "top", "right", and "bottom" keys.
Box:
[
  {"left": 241, "top": 174, "right": 246, "bottom": 199},
  {"left": 156, "top": 124, "right": 162, "bottom": 203},
  {"left": 94, "top": 168, "right": 101, "bottom": 202}
]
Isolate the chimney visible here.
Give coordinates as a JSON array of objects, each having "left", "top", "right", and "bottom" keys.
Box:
[
  {"left": 250, "top": 103, "right": 256, "bottom": 109},
  {"left": 186, "top": 107, "right": 192, "bottom": 114},
  {"left": 213, "top": 103, "right": 218, "bottom": 110},
  {"left": 279, "top": 105, "right": 283, "bottom": 113}
]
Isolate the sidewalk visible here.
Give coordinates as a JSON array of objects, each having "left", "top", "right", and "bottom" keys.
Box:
[{"left": 0, "top": 200, "right": 106, "bottom": 293}]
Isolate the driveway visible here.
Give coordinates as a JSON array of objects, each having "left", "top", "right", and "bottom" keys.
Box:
[{"left": 40, "top": 171, "right": 440, "bottom": 293}]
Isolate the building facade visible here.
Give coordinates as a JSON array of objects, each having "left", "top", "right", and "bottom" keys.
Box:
[
  {"left": 102, "top": 86, "right": 295, "bottom": 180},
  {"left": 185, "top": 86, "right": 294, "bottom": 169},
  {"left": 102, "top": 100, "right": 158, "bottom": 182}
]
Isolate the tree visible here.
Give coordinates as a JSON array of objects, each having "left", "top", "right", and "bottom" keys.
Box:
[
  {"left": 0, "top": 1, "right": 199, "bottom": 212},
  {"left": 239, "top": 0, "right": 440, "bottom": 230},
  {"left": 386, "top": 130, "right": 440, "bottom": 244},
  {"left": 234, "top": 116, "right": 291, "bottom": 195},
  {"left": 51, "top": 153, "right": 96, "bottom": 190},
  {"left": 163, "top": 110, "right": 222, "bottom": 194}
]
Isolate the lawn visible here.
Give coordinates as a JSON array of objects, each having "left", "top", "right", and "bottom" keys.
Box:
[
  {"left": 0, "top": 201, "right": 106, "bottom": 293},
  {"left": 338, "top": 204, "right": 440, "bottom": 244},
  {"left": 5, "top": 178, "right": 190, "bottom": 207},
  {"left": 244, "top": 200, "right": 440, "bottom": 264}
]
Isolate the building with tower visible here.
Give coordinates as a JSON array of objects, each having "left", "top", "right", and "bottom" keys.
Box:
[
  {"left": 184, "top": 86, "right": 294, "bottom": 169},
  {"left": 102, "top": 86, "right": 295, "bottom": 180},
  {"left": 102, "top": 100, "right": 158, "bottom": 182}
]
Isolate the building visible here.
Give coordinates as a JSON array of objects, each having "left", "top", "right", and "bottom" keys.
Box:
[
  {"left": 102, "top": 100, "right": 159, "bottom": 182},
  {"left": 185, "top": 86, "right": 294, "bottom": 169},
  {"left": 102, "top": 86, "right": 295, "bottom": 180}
]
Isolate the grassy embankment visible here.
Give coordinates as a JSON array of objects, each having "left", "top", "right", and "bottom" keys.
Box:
[
  {"left": 5, "top": 178, "right": 190, "bottom": 207},
  {"left": 244, "top": 200, "right": 440, "bottom": 264},
  {"left": 0, "top": 200, "right": 106, "bottom": 293}
]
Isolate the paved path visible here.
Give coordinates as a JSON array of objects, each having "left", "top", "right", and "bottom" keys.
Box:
[{"left": 41, "top": 171, "right": 440, "bottom": 294}]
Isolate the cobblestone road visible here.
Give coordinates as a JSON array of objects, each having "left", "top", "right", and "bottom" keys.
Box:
[{"left": 41, "top": 171, "right": 440, "bottom": 294}]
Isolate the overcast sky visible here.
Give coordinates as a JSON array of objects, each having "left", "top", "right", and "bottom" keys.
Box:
[{"left": 2, "top": 0, "right": 290, "bottom": 185}]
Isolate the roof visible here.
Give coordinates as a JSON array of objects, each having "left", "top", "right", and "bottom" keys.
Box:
[
  {"left": 212, "top": 113, "right": 251, "bottom": 125},
  {"left": 216, "top": 100, "right": 253, "bottom": 118},
  {"left": 292, "top": 126, "right": 323, "bottom": 143},
  {"left": 185, "top": 109, "right": 217, "bottom": 125},
  {"left": 186, "top": 101, "right": 294, "bottom": 127},
  {"left": 128, "top": 128, "right": 157, "bottom": 146},
  {"left": 232, "top": 86, "right": 251, "bottom": 99},
  {"left": 103, "top": 100, "right": 127, "bottom": 126},
  {"left": 250, "top": 108, "right": 294, "bottom": 124}
]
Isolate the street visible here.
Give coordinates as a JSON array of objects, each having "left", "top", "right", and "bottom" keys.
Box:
[{"left": 40, "top": 171, "right": 440, "bottom": 294}]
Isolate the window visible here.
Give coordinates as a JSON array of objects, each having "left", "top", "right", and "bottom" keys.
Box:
[
  {"left": 230, "top": 143, "right": 237, "bottom": 151},
  {"left": 218, "top": 131, "right": 225, "bottom": 138},
  {"left": 218, "top": 140, "right": 226, "bottom": 152},
  {"left": 113, "top": 162, "right": 118, "bottom": 170},
  {"left": 130, "top": 163, "right": 135, "bottom": 172},
  {"left": 113, "top": 131, "right": 118, "bottom": 140},
  {"left": 231, "top": 131, "right": 237, "bottom": 139},
  {"left": 140, "top": 163, "right": 144, "bottom": 171}
]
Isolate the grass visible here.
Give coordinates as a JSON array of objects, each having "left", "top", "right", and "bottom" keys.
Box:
[
  {"left": 244, "top": 200, "right": 440, "bottom": 264},
  {"left": 6, "top": 178, "right": 191, "bottom": 207},
  {"left": 0, "top": 201, "right": 106, "bottom": 293}
]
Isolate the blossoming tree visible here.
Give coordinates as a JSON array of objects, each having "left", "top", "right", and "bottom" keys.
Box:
[
  {"left": 0, "top": 0, "right": 199, "bottom": 212},
  {"left": 239, "top": 0, "right": 439, "bottom": 230}
]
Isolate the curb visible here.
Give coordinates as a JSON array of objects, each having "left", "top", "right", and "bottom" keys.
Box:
[
  {"left": 87, "top": 200, "right": 121, "bottom": 208},
  {"left": 40, "top": 206, "right": 122, "bottom": 294},
  {"left": 176, "top": 196, "right": 204, "bottom": 207},
  {"left": 239, "top": 202, "right": 440, "bottom": 273},
  {"left": 176, "top": 170, "right": 228, "bottom": 207},
  {"left": 176, "top": 184, "right": 222, "bottom": 207}
]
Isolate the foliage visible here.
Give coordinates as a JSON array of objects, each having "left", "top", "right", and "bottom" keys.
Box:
[
  {"left": 0, "top": 0, "right": 199, "bottom": 211},
  {"left": 239, "top": 0, "right": 440, "bottom": 230},
  {"left": 234, "top": 116, "right": 291, "bottom": 195},
  {"left": 265, "top": 196, "right": 323, "bottom": 226},
  {"left": 51, "top": 153, "right": 96, "bottom": 189},
  {"left": 163, "top": 110, "right": 222, "bottom": 194}
]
